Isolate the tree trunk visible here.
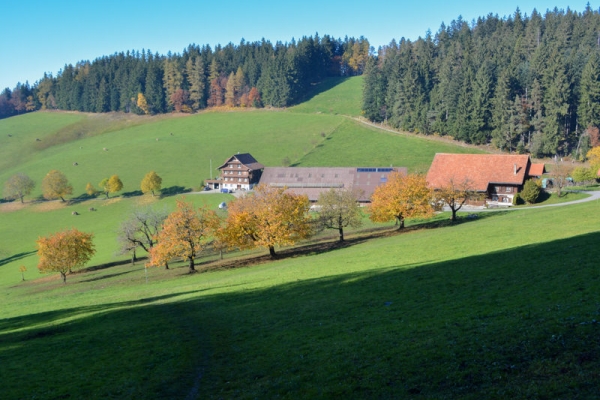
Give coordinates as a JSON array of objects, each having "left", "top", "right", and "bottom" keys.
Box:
[
  {"left": 451, "top": 208, "right": 457, "bottom": 222},
  {"left": 396, "top": 216, "right": 405, "bottom": 230},
  {"left": 164, "top": 261, "right": 169, "bottom": 270},
  {"left": 61, "top": 272, "right": 67, "bottom": 284},
  {"left": 19, "top": 196, "right": 24, "bottom": 204},
  {"left": 269, "top": 245, "right": 277, "bottom": 258},
  {"left": 338, "top": 226, "right": 344, "bottom": 242},
  {"left": 188, "top": 256, "right": 195, "bottom": 273}
]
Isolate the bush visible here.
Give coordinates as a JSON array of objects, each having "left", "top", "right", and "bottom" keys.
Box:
[
  {"left": 512, "top": 193, "right": 524, "bottom": 205},
  {"left": 520, "top": 180, "right": 541, "bottom": 204}
]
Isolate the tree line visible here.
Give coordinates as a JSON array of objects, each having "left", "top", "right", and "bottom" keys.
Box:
[
  {"left": 0, "top": 35, "right": 370, "bottom": 119},
  {"left": 363, "top": 5, "right": 600, "bottom": 158}
]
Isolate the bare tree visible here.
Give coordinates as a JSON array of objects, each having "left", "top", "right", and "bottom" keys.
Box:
[
  {"left": 433, "top": 178, "right": 480, "bottom": 222},
  {"left": 551, "top": 159, "right": 573, "bottom": 197},
  {"left": 117, "top": 205, "right": 168, "bottom": 265}
]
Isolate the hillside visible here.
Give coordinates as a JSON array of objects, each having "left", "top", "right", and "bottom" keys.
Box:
[
  {"left": 0, "top": 77, "right": 481, "bottom": 200},
  {"left": 9, "top": 77, "right": 599, "bottom": 398}
]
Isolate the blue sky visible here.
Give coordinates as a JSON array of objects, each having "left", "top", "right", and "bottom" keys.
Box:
[{"left": 0, "top": 1, "right": 586, "bottom": 90}]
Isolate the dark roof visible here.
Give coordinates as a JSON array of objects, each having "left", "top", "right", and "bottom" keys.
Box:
[
  {"left": 217, "top": 153, "right": 264, "bottom": 171},
  {"left": 259, "top": 167, "right": 406, "bottom": 201},
  {"left": 426, "top": 153, "right": 531, "bottom": 191}
]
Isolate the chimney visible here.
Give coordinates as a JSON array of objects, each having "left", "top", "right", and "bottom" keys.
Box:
[{"left": 513, "top": 163, "right": 517, "bottom": 175}]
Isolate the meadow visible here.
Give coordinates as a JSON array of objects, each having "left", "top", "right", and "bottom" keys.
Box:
[{"left": 2, "top": 77, "right": 598, "bottom": 399}]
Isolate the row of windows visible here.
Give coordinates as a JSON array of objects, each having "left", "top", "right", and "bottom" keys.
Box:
[
  {"left": 228, "top": 164, "right": 243, "bottom": 169},
  {"left": 224, "top": 170, "right": 246, "bottom": 175},
  {"left": 224, "top": 177, "right": 248, "bottom": 182}
]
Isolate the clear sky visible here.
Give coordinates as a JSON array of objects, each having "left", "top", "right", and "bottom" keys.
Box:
[{"left": 0, "top": 1, "right": 588, "bottom": 90}]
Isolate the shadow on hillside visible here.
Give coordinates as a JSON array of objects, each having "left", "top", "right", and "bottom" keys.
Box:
[
  {"left": 122, "top": 190, "right": 143, "bottom": 198},
  {"left": 68, "top": 193, "right": 97, "bottom": 205},
  {"left": 77, "top": 256, "right": 149, "bottom": 274},
  {"left": 294, "top": 77, "right": 351, "bottom": 105},
  {"left": 2, "top": 232, "right": 600, "bottom": 398},
  {"left": 160, "top": 186, "right": 192, "bottom": 198},
  {"left": 0, "top": 251, "right": 36, "bottom": 267},
  {"left": 198, "top": 212, "right": 505, "bottom": 272}
]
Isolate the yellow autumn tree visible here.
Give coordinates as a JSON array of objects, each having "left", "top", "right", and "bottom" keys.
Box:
[
  {"left": 37, "top": 228, "right": 96, "bottom": 283},
  {"left": 140, "top": 171, "right": 163, "bottom": 196},
  {"left": 99, "top": 175, "right": 123, "bottom": 198},
  {"left": 147, "top": 198, "right": 220, "bottom": 272},
  {"left": 41, "top": 170, "right": 73, "bottom": 202},
  {"left": 137, "top": 93, "right": 149, "bottom": 114},
  {"left": 370, "top": 172, "right": 434, "bottom": 229},
  {"left": 85, "top": 182, "right": 97, "bottom": 196},
  {"left": 218, "top": 184, "right": 312, "bottom": 258}
]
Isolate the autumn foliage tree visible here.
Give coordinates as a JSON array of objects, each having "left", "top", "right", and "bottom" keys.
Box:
[
  {"left": 140, "top": 171, "right": 163, "bottom": 196},
  {"left": 99, "top": 175, "right": 123, "bottom": 198},
  {"left": 3, "top": 173, "right": 35, "bottom": 203},
  {"left": 42, "top": 170, "right": 73, "bottom": 202},
  {"left": 36, "top": 228, "right": 96, "bottom": 283},
  {"left": 317, "top": 188, "right": 363, "bottom": 242},
  {"left": 219, "top": 184, "right": 312, "bottom": 258},
  {"left": 148, "top": 199, "right": 220, "bottom": 272},
  {"left": 370, "top": 172, "right": 434, "bottom": 229}
]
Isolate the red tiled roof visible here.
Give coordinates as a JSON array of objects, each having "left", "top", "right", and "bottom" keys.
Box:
[
  {"left": 528, "top": 163, "right": 545, "bottom": 177},
  {"left": 426, "top": 153, "right": 531, "bottom": 191}
]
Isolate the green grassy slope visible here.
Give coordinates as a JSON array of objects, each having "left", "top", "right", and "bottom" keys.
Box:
[
  {"left": 289, "top": 76, "right": 364, "bottom": 116},
  {"left": 1, "top": 201, "right": 599, "bottom": 398}
]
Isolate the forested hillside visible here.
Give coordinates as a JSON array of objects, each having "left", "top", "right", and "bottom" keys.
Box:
[
  {"left": 363, "top": 6, "right": 600, "bottom": 158},
  {"left": 0, "top": 35, "right": 369, "bottom": 118}
]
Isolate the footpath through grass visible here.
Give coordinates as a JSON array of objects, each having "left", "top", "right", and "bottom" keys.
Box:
[{"left": 1, "top": 201, "right": 600, "bottom": 398}]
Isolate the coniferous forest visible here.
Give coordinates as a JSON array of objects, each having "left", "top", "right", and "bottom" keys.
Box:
[
  {"left": 363, "top": 5, "right": 600, "bottom": 158},
  {"left": 4, "top": 6, "right": 600, "bottom": 158},
  {"left": 0, "top": 35, "right": 370, "bottom": 118}
]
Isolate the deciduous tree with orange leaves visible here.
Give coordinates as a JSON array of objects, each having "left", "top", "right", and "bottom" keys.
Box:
[
  {"left": 147, "top": 198, "right": 220, "bottom": 272},
  {"left": 36, "top": 228, "right": 96, "bottom": 283},
  {"left": 218, "top": 184, "right": 312, "bottom": 258},
  {"left": 370, "top": 172, "right": 433, "bottom": 229}
]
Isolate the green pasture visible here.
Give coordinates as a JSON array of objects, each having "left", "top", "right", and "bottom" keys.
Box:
[
  {"left": 289, "top": 76, "right": 364, "bottom": 117},
  {"left": 1, "top": 199, "right": 600, "bottom": 398},
  {"left": 295, "top": 119, "right": 484, "bottom": 171},
  {"left": 4, "top": 77, "right": 598, "bottom": 398}
]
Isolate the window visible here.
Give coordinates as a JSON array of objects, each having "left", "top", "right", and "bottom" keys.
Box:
[
  {"left": 245, "top": 178, "right": 248, "bottom": 182},
  {"left": 238, "top": 164, "right": 241, "bottom": 169},
  {"left": 506, "top": 187, "right": 512, "bottom": 193},
  {"left": 238, "top": 171, "right": 241, "bottom": 175}
]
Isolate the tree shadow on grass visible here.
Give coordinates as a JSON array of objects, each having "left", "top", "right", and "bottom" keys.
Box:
[
  {"left": 2, "top": 233, "right": 600, "bottom": 399},
  {"left": 160, "top": 186, "right": 192, "bottom": 198},
  {"left": 0, "top": 251, "right": 36, "bottom": 267},
  {"left": 122, "top": 190, "right": 143, "bottom": 198},
  {"left": 200, "top": 214, "right": 497, "bottom": 273},
  {"left": 67, "top": 193, "right": 97, "bottom": 205},
  {"left": 537, "top": 191, "right": 552, "bottom": 202}
]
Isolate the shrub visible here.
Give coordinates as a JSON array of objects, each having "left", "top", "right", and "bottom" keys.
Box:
[
  {"left": 520, "top": 180, "right": 541, "bottom": 204},
  {"left": 512, "top": 193, "right": 524, "bottom": 205}
]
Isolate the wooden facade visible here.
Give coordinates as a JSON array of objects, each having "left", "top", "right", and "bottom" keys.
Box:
[{"left": 205, "top": 153, "right": 264, "bottom": 191}]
